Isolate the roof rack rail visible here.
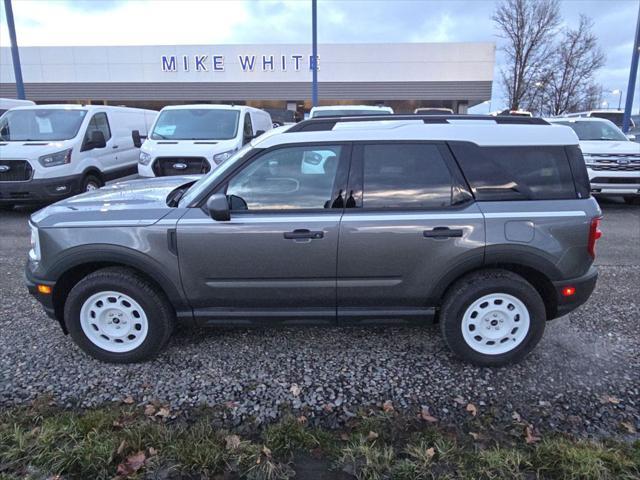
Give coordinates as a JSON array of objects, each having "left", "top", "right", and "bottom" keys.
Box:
[{"left": 287, "top": 114, "right": 549, "bottom": 132}]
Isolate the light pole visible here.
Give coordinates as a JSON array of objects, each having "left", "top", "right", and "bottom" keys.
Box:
[
  {"left": 3, "top": 0, "right": 25, "bottom": 100},
  {"left": 622, "top": 3, "right": 639, "bottom": 133},
  {"left": 612, "top": 89, "right": 623, "bottom": 110},
  {"left": 311, "top": 0, "right": 318, "bottom": 107}
]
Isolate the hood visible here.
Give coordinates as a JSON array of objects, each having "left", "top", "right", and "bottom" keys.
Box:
[
  {"left": 580, "top": 140, "right": 640, "bottom": 155},
  {"left": 31, "top": 176, "right": 198, "bottom": 228},
  {"left": 141, "top": 138, "right": 239, "bottom": 158},
  {"left": 0, "top": 140, "right": 73, "bottom": 162}
]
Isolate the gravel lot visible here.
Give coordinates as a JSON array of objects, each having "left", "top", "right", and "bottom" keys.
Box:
[{"left": 1, "top": 197, "right": 638, "bottom": 439}]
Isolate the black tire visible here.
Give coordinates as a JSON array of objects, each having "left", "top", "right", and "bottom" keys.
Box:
[
  {"left": 64, "top": 267, "right": 174, "bottom": 363},
  {"left": 81, "top": 173, "right": 103, "bottom": 192},
  {"left": 439, "top": 269, "right": 546, "bottom": 367},
  {"left": 623, "top": 196, "right": 640, "bottom": 205}
]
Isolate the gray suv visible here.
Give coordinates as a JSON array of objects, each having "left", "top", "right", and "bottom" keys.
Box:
[{"left": 25, "top": 115, "right": 601, "bottom": 366}]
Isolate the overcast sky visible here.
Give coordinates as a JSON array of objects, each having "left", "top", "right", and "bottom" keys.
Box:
[{"left": 0, "top": 0, "right": 638, "bottom": 112}]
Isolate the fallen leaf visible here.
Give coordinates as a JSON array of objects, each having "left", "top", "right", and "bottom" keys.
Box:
[
  {"left": 382, "top": 400, "right": 394, "bottom": 413},
  {"left": 340, "top": 433, "right": 350, "bottom": 441},
  {"left": 144, "top": 404, "right": 157, "bottom": 416},
  {"left": 262, "top": 446, "right": 272, "bottom": 458},
  {"left": 323, "top": 404, "right": 334, "bottom": 413},
  {"left": 117, "top": 439, "right": 127, "bottom": 455},
  {"left": 297, "top": 415, "right": 308, "bottom": 424},
  {"left": 512, "top": 411, "right": 522, "bottom": 422},
  {"left": 290, "top": 384, "right": 301, "bottom": 397},
  {"left": 155, "top": 407, "right": 170, "bottom": 419},
  {"left": 469, "top": 432, "right": 480, "bottom": 440},
  {"left": 367, "top": 431, "right": 379, "bottom": 441},
  {"left": 600, "top": 395, "right": 620, "bottom": 405},
  {"left": 225, "top": 434, "right": 242, "bottom": 450},
  {"left": 122, "top": 395, "right": 135, "bottom": 405},
  {"left": 116, "top": 451, "right": 146, "bottom": 477},
  {"left": 466, "top": 403, "right": 477, "bottom": 417},
  {"left": 621, "top": 422, "right": 637, "bottom": 434},
  {"left": 419, "top": 406, "right": 438, "bottom": 423},
  {"left": 524, "top": 425, "right": 541, "bottom": 444},
  {"left": 148, "top": 447, "right": 158, "bottom": 456},
  {"left": 426, "top": 447, "right": 436, "bottom": 459}
]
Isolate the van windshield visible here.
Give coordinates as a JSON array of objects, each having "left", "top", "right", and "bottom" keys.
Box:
[
  {"left": 151, "top": 109, "right": 240, "bottom": 140},
  {"left": 0, "top": 109, "right": 87, "bottom": 141},
  {"left": 554, "top": 120, "right": 628, "bottom": 141}
]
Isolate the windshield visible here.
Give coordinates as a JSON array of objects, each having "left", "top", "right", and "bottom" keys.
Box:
[
  {"left": 0, "top": 109, "right": 87, "bottom": 141},
  {"left": 151, "top": 109, "right": 240, "bottom": 140},
  {"left": 589, "top": 112, "right": 626, "bottom": 127},
  {"left": 178, "top": 142, "right": 255, "bottom": 207},
  {"left": 312, "top": 109, "right": 389, "bottom": 118},
  {"left": 555, "top": 120, "right": 628, "bottom": 141}
]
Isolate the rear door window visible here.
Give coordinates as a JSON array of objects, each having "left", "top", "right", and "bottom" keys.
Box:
[
  {"left": 449, "top": 143, "right": 577, "bottom": 201},
  {"left": 359, "top": 143, "right": 455, "bottom": 209}
]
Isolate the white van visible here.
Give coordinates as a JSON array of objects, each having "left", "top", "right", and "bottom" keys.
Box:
[
  {"left": 138, "top": 105, "right": 272, "bottom": 177},
  {"left": 561, "top": 110, "right": 635, "bottom": 132},
  {"left": 309, "top": 105, "right": 394, "bottom": 118},
  {"left": 0, "top": 98, "right": 36, "bottom": 116},
  {"left": 0, "top": 104, "right": 156, "bottom": 207}
]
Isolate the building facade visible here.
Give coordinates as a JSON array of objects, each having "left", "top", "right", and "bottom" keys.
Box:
[{"left": 0, "top": 42, "right": 495, "bottom": 115}]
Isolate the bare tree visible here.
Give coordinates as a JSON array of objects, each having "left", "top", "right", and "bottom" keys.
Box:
[
  {"left": 540, "top": 16, "right": 605, "bottom": 115},
  {"left": 493, "top": 0, "right": 561, "bottom": 110}
]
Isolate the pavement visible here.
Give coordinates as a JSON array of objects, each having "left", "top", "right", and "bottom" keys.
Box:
[{"left": 0, "top": 196, "right": 638, "bottom": 439}]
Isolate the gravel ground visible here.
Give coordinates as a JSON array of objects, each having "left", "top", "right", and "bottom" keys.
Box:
[{"left": 1, "top": 197, "right": 638, "bottom": 439}]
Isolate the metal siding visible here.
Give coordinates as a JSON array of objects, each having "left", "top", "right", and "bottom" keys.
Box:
[{"left": 0, "top": 81, "right": 492, "bottom": 101}]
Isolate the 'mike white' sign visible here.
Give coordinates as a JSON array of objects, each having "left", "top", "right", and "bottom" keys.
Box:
[{"left": 161, "top": 54, "right": 319, "bottom": 73}]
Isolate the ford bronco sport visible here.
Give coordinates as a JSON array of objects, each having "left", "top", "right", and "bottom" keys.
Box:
[{"left": 26, "top": 115, "right": 601, "bottom": 366}]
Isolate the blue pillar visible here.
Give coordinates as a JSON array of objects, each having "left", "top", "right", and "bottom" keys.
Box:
[
  {"left": 3, "top": 0, "right": 25, "bottom": 100},
  {"left": 622, "top": 4, "right": 639, "bottom": 133},
  {"left": 311, "top": 0, "right": 318, "bottom": 107}
]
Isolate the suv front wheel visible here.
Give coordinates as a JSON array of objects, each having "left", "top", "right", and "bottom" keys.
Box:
[
  {"left": 64, "top": 267, "right": 174, "bottom": 362},
  {"left": 440, "top": 269, "right": 546, "bottom": 367}
]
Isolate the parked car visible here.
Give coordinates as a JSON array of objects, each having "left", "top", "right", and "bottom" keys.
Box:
[
  {"left": 493, "top": 109, "right": 533, "bottom": 117},
  {"left": 138, "top": 105, "right": 272, "bottom": 177},
  {"left": 629, "top": 115, "right": 640, "bottom": 143},
  {"left": 26, "top": 114, "right": 600, "bottom": 366},
  {"left": 0, "top": 97, "right": 35, "bottom": 116},
  {"left": 414, "top": 107, "right": 454, "bottom": 115},
  {"left": 309, "top": 105, "right": 393, "bottom": 118},
  {"left": 561, "top": 110, "right": 636, "bottom": 133},
  {"left": 0, "top": 105, "right": 156, "bottom": 208},
  {"left": 548, "top": 117, "right": 640, "bottom": 204}
]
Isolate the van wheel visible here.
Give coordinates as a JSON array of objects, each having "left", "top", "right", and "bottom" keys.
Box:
[
  {"left": 64, "top": 267, "right": 174, "bottom": 363},
  {"left": 82, "top": 174, "right": 102, "bottom": 192},
  {"left": 439, "top": 269, "right": 546, "bottom": 367},
  {"left": 623, "top": 196, "right": 640, "bottom": 205}
]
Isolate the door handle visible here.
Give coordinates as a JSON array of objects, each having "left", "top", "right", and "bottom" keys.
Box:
[
  {"left": 423, "top": 227, "right": 463, "bottom": 238},
  {"left": 284, "top": 229, "right": 324, "bottom": 240},
  {"left": 112, "top": 145, "right": 119, "bottom": 149}
]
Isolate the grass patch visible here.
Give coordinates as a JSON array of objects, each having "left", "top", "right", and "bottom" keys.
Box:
[{"left": 0, "top": 402, "right": 638, "bottom": 480}]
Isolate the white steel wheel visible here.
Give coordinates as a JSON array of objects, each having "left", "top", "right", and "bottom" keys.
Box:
[
  {"left": 461, "top": 293, "right": 530, "bottom": 355},
  {"left": 85, "top": 182, "right": 98, "bottom": 191},
  {"left": 79, "top": 291, "right": 149, "bottom": 353}
]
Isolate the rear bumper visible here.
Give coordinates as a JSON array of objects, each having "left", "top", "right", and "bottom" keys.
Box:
[
  {"left": 0, "top": 174, "right": 83, "bottom": 204},
  {"left": 551, "top": 266, "right": 598, "bottom": 319}
]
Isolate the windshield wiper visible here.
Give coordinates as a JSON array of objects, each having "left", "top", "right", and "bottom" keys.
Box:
[{"left": 153, "top": 133, "right": 168, "bottom": 140}]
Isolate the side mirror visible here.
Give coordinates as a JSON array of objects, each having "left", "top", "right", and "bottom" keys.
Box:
[
  {"left": 206, "top": 193, "right": 230, "bottom": 221},
  {"left": 255, "top": 129, "right": 265, "bottom": 137},
  {"left": 132, "top": 129, "right": 142, "bottom": 148},
  {"left": 83, "top": 130, "right": 106, "bottom": 151}
]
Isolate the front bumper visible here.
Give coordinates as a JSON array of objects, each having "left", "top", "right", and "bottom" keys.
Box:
[
  {"left": 0, "top": 174, "right": 83, "bottom": 204},
  {"left": 588, "top": 168, "right": 640, "bottom": 195},
  {"left": 25, "top": 262, "right": 58, "bottom": 322},
  {"left": 551, "top": 266, "right": 598, "bottom": 319}
]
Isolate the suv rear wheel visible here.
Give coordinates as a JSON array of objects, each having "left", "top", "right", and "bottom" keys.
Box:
[
  {"left": 64, "top": 267, "right": 174, "bottom": 363},
  {"left": 439, "top": 269, "right": 546, "bottom": 367}
]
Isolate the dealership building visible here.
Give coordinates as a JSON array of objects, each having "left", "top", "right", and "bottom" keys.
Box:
[{"left": 0, "top": 42, "right": 495, "bottom": 117}]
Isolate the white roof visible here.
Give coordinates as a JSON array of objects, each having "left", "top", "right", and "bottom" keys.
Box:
[
  {"left": 160, "top": 104, "right": 260, "bottom": 112},
  {"left": 7, "top": 104, "right": 156, "bottom": 113},
  {"left": 258, "top": 119, "right": 580, "bottom": 147},
  {"left": 311, "top": 105, "right": 393, "bottom": 111}
]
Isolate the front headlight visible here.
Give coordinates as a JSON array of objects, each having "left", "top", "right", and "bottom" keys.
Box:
[
  {"left": 29, "top": 223, "right": 41, "bottom": 262},
  {"left": 583, "top": 155, "right": 597, "bottom": 166},
  {"left": 213, "top": 149, "right": 236, "bottom": 165},
  {"left": 38, "top": 148, "right": 72, "bottom": 168},
  {"left": 139, "top": 151, "right": 153, "bottom": 165}
]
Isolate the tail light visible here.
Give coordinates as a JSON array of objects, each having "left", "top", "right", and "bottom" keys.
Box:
[{"left": 588, "top": 217, "right": 602, "bottom": 258}]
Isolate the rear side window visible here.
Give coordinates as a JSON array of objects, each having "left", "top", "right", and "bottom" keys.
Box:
[
  {"left": 449, "top": 143, "right": 577, "bottom": 201},
  {"left": 565, "top": 145, "right": 591, "bottom": 199},
  {"left": 361, "top": 143, "right": 454, "bottom": 209}
]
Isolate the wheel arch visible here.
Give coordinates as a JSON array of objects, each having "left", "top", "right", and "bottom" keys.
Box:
[{"left": 48, "top": 245, "right": 192, "bottom": 331}]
